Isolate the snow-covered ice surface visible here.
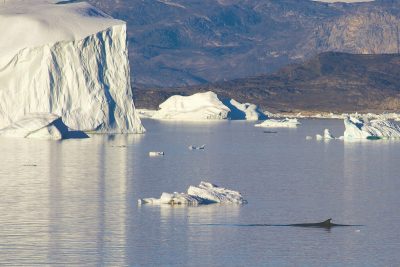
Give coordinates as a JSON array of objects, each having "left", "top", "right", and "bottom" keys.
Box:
[
  {"left": 0, "top": 0, "right": 144, "bottom": 138},
  {"left": 344, "top": 117, "right": 400, "bottom": 139},
  {"left": 187, "top": 181, "right": 247, "bottom": 204},
  {"left": 138, "top": 181, "right": 247, "bottom": 205},
  {"left": 138, "top": 192, "right": 204, "bottom": 205},
  {"left": 151, "top": 92, "right": 230, "bottom": 121},
  {"left": 151, "top": 91, "right": 264, "bottom": 121},
  {"left": 255, "top": 118, "right": 300, "bottom": 128}
]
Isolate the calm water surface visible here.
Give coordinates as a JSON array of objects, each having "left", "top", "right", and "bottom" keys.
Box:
[{"left": 0, "top": 119, "right": 399, "bottom": 266}]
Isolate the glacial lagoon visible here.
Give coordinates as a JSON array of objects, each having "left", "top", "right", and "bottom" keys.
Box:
[{"left": 1, "top": 119, "right": 400, "bottom": 266}]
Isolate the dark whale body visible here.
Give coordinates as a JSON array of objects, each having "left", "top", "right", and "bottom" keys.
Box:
[
  {"left": 286, "top": 218, "right": 355, "bottom": 228},
  {"left": 206, "top": 219, "right": 362, "bottom": 229}
]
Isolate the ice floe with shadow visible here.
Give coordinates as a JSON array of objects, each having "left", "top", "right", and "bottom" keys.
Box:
[
  {"left": 255, "top": 118, "right": 300, "bottom": 128},
  {"left": 138, "top": 181, "right": 247, "bottom": 205}
]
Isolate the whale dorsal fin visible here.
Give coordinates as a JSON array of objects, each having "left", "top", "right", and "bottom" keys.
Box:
[{"left": 322, "top": 218, "right": 332, "bottom": 225}]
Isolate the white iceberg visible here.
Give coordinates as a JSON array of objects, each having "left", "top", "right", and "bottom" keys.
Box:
[
  {"left": 149, "top": 151, "right": 165, "bottom": 157},
  {"left": 151, "top": 91, "right": 265, "bottom": 121},
  {"left": 344, "top": 117, "right": 400, "bottom": 139},
  {"left": 187, "top": 182, "right": 247, "bottom": 204},
  {"left": 255, "top": 118, "right": 300, "bottom": 128},
  {"left": 0, "top": 1, "right": 144, "bottom": 139},
  {"left": 138, "top": 181, "right": 247, "bottom": 205},
  {"left": 151, "top": 91, "right": 230, "bottom": 120}
]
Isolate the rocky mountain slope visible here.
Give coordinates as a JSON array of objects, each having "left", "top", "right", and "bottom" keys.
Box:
[
  {"left": 83, "top": 0, "right": 400, "bottom": 87},
  {"left": 133, "top": 52, "right": 400, "bottom": 114}
]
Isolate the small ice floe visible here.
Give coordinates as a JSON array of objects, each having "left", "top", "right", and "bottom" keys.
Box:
[
  {"left": 323, "top": 129, "right": 335, "bottom": 139},
  {"left": 138, "top": 192, "right": 203, "bottom": 205},
  {"left": 138, "top": 181, "right": 247, "bottom": 205},
  {"left": 188, "top": 144, "right": 205, "bottom": 150},
  {"left": 306, "top": 136, "right": 313, "bottom": 140},
  {"left": 149, "top": 151, "right": 165, "bottom": 157},
  {"left": 316, "top": 129, "right": 336, "bottom": 140},
  {"left": 255, "top": 118, "right": 300, "bottom": 128}
]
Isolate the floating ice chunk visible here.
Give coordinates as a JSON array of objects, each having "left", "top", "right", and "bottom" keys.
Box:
[
  {"left": 344, "top": 116, "right": 400, "bottom": 139},
  {"left": 138, "top": 181, "right": 247, "bottom": 205},
  {"left": 315, "top": 129, "right": 335, "bottom": 140},
  {"left": 187, "top": 182, "right": 248, "bottom": 204},
  {"left": 149, "top": 151, "right": 165, "bottom": 157},
  {"left": 324, "top": 129, "right": 335, "bottom": 139},
  {"left": 255, "top": 118, "right": 300, "bottom": 128},
  {"left": 138, "top": 192, "right": 203, "bottom": 205},
  {"left": 189, "top": 144, "right": 206, "bottom": 150},
  {"left": 306, "top": 136, "right": 313, "bottom": 140}
]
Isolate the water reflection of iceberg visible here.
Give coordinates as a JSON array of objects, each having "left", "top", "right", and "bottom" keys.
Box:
[{"left": 46, "top": 135, "right": 137, "bottom": 265}]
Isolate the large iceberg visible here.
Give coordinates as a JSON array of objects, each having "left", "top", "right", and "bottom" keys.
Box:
[
  {"left": 344, "top": 117, "right": 400, "bottom": 139},
  {"left": 0, "top": 1, "right": 144, "bottom": 138},
  {"left": 151, "top": 91, "right": 265, "bottom": 121},
  {"left": 138, "top": 181, "right": 248, "bottom": 205}
]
